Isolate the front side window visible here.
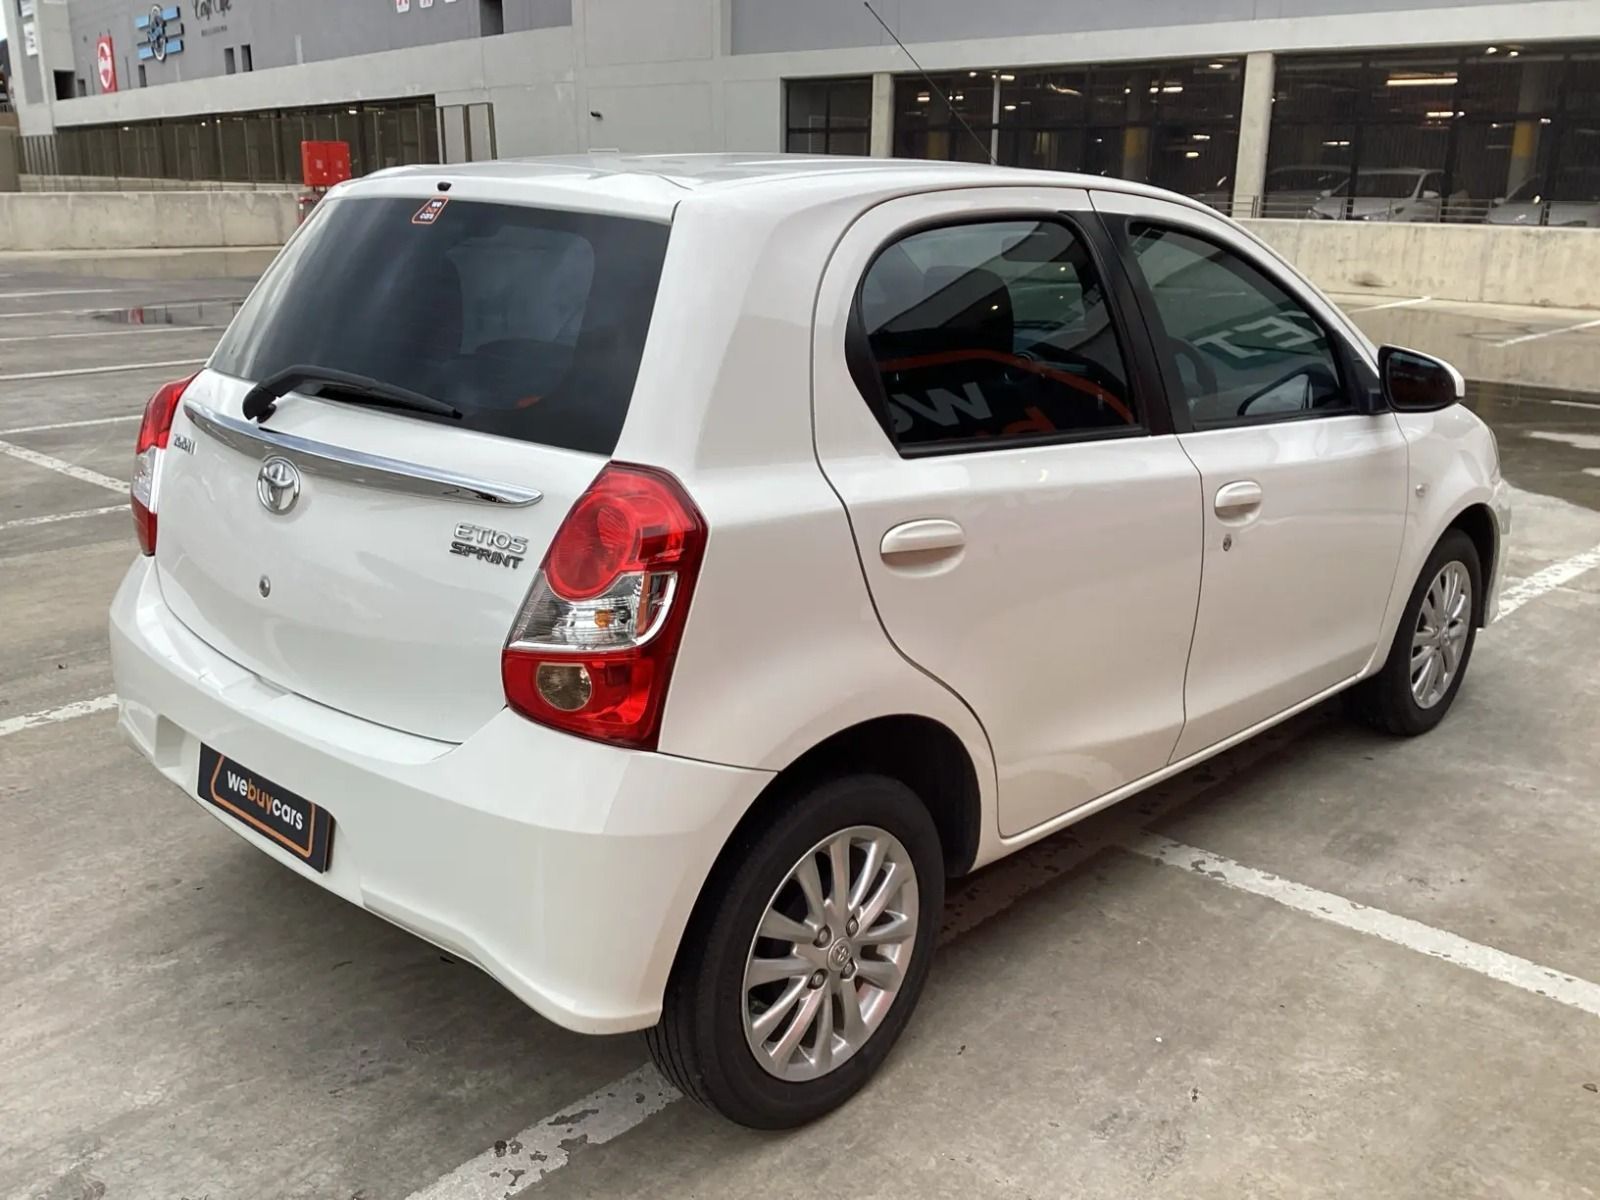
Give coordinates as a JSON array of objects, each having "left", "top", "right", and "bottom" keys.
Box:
[
  {"left": 1126, "top": 224, "right": 1348, "bottom": 426},
  {"left": 853, "top": 219, "right": 1138, "bottom": 453}
]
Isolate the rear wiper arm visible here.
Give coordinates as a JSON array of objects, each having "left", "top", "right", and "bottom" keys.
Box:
[{"left": 242, "top": 364, "right": 463, "bottom": 424}]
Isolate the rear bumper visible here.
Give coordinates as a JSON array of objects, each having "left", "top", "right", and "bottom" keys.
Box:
[{"left": 108, "top": 556, "right": 772, "bottom": 1034}]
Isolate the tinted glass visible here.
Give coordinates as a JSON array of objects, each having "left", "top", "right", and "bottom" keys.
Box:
[
  {"left": 856, "top": 220, "right": 1137, "bottom": 452},
  {"left": 211, "top": 197, "right": 670, "bottom": 455},
  {"left": 787, "top": 77, "right": 872, "bottom": 155},
  {"left": 1127, "top": 225, "right": 1347, "bottom": 427}
]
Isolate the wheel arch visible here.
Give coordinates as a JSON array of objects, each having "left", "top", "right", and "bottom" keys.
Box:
[
  {"left": 661, "top": 714, "right": 983, "bottom": 998},
  {"left": 1445, "top": 501, "right": 1498, "bottom": 625}
]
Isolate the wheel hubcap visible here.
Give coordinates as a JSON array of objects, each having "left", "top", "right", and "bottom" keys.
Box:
[
  {"left": 741, "top": 825, "right": 919, "bottom": 1082},
  {"left": 1411, "top": 560, "right": 1472, "bottom": 710}
]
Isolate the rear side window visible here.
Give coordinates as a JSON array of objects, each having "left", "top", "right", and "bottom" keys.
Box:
[
  {"left": 210, "top": 197, "right": 670, "bottom": 455},
  {"left": 852, "top": 219, "right": 1137, "bottom": 453}
]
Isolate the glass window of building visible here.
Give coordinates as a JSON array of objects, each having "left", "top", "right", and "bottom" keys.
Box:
[
  {"left": 1268, "top": 42, "right": 1600, "bottom": 223},
  {"left": 892, "top": 58, "right": 1243, "bottom": 204},
  {"left": 785, "top": 78, "right": 872, "bottom": 155}
]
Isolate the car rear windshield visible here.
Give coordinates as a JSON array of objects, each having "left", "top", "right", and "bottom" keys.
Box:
[{"left": 209, "top": 196, "right": 671, "bottom": 455}]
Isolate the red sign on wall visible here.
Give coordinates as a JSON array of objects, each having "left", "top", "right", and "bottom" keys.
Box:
[{"left": 96, "top": 36, "right": 119, "bottom": 93}]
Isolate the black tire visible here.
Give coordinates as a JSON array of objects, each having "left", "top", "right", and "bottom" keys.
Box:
[
  {"left": 1347, "top": 528, "right": 1482, "bottom": 736},
  {"left": 645, "top": 774, "right": 944, "bottom": 1129}
]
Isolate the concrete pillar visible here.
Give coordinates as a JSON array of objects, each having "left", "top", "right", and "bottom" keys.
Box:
[
  {"left": 1506, "top": 61, "right": 1556, "bottom": 199},
  {"left": 1121, "top": 70, "right": 1152, "bottom": 183},
  {"left": 0, "top": 127, "right": 20, "bottom": 193},
  {"left": 1233, "top": 51, "right": 1275, "bottom": 218},
  {"left": 870, "top": 72, "right": 893, "bottom": 158}
]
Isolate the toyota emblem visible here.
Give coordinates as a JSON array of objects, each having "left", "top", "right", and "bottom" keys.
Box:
[{"left": 256, "top": 457, "right": 302, "bottom": 515}]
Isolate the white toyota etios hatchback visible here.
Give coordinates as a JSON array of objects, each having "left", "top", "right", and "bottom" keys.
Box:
[{"left": 111, "top": 154, "right": 1510, "bottom": 1127}]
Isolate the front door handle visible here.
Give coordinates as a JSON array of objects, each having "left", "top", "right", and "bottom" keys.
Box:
[
  {"left": 880, "top": 518, "right": 965, "bottom": 559},
  {"left": 1214, "top": 480, "right": 1263, "bottom": 520}
]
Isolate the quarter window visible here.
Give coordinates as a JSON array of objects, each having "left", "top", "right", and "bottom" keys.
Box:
[
  {"left": 1126, "top": 224, "right": 1349, "bottom": 426},
  {"left": 854, "top": 219, "right": 1138, "bottom": 452}
]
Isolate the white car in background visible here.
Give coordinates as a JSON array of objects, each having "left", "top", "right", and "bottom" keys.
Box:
[
  {"left": 1195, "top": 164, "right": 1350, "bottom": 218},
  {"left": 1310, "top": 167, "right": 1445, "bottom": 222},
  {"left": 110, "top": 154, "right": 1510, "bottom": 1128},
  {"left": 1487, "top": 172, "right": 1600, "bottom": 228}
]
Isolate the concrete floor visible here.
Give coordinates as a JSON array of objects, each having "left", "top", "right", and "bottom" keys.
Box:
[{"left": 3, "top": 259, "right": 1600, "bottom": 1200}]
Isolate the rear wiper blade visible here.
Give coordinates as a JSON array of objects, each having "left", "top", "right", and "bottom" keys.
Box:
[{"left": 242, "top": 364, "right": 463, "bottom": 424}]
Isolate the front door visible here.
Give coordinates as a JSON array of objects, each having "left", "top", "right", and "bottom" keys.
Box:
[
  {"left": 1094, "top": 191, "right": 1409, "bottom": 761},
  {"left": 811, "top": 189, "right": 1203, "bottom": 838}
]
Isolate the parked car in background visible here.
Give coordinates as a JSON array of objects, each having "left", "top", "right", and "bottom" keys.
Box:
[
  {"left": 1487, "top": 171, "right": 1600, "bottom": 228},
  {"left": 111, "top": 154, "right": 1510, "bottom": 1129},
  {"left": 1194, "top": 164, "right": 1350, "bottom": 218},
  {"left": 1310, "top": 168, "right": 1444, "bottom": 222}
]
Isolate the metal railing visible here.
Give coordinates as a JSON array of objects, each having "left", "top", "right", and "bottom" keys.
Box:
[{"left": 1199, "top": 193, "right": 1596, "bottom": 227}]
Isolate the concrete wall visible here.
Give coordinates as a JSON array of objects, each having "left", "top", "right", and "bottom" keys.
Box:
[
  {"left": 1241, "top": 219, "right": 1600, "bottom": 309},
  {"left": 0, "top": 188, "right": 297, "bottom": 250},
  {"left": 729, "top": 0, "right": 1522, "bottom": 55}
]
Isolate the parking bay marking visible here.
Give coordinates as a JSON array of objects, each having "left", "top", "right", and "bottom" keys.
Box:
[
  {"left": 0, "top": 504, "right": 126, "bottom": 532},
  {"left": 0, "top": 694, "right": 119, "bottom": 739},
  {"left": 0, "top": 439, "right": 128, "bottom": 494},
  {"left": 1493, "top": 316, "right": 1600, "bottom": 348},
  {"left": 1124, "top": 835, "right": 1600, "bottom": 1019},
  {"left": 0, "top": 414, "right": 140, "bottom": 436},
  {"left": 1348, "top": 295, "right": 1432, "bottom": 313},
  {"left": 0, "top": 325, "right": 226, "bottom": 345},
  {"left": 0, "top": 358, "right": 206, "bottom": 383},
  {"left": 1498, "top": 540, "right": 1600, "bottom": 616}
]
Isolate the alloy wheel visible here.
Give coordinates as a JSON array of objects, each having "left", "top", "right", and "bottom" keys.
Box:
[
  {"left": 741, "top": 825, "right": 919, "bottom": 1081},
  {"left": 1411, "top": 560, "right": 1472, "bottom": 709}
]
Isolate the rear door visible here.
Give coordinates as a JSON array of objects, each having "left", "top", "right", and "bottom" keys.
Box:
[
  {"left": 1093, "top": 190, "right": 1407, "bottom": 760},
  {"left": 811, "top": 188, "right": 1203, "bottom": 839},
  {"left": 155, "top": 192, "right": 670, "bottom": 742}
]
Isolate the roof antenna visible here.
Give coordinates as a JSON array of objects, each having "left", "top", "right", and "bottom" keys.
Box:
[{"left": 862, "top": 0, "right": 995, "bottom": 165}]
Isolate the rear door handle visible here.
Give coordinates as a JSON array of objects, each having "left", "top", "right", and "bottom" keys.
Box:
[
  {"left": 880, "top": 518, "right": 965, "bottom": 559},
  {"left": 1214, "top": 480, "right": 1263, "bottom": 520}
]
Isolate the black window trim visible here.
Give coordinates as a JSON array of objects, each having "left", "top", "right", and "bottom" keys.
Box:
[
  {"left": 844, "top": 206, "right": 1170, "bottom": 461},
  {"left": 1102, "top": 212, "right": 1379, "bottom": 435}
]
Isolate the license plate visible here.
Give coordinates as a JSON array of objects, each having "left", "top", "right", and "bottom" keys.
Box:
[{"left": 197, "top": 746, "right": 334, "bottom": 872}]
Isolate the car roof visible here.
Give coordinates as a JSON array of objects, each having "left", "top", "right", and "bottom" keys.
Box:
[{"left": 345, "top": 152, "right": 1211, "bottom": 222}]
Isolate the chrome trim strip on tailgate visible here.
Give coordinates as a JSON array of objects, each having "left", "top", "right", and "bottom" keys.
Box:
[{"left": 183, "top": 402, "right": 543, "bottom": 507}]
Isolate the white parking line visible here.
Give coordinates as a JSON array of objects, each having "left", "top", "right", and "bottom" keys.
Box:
[
  {"left": 1350, "top": 295, "right": 1432, "bottom": 312},
  {"left": 1493, "top": 316, "right": 1600, "bottom": 348},
  {"left": 0, "top": 326, "right": 225, "bottom": 345},
  {"left": 13, "top": 297, "right": 244, "bottom": 318},
  {"left": 0, "top": 504, "right": 126, "bottom": 532},
  {"left": 1551, "top": 399, "right": 1600, "bottom": 411},
  {"left": 0, "top": 359, "right": 204, "bottom": 383},
  {"left": 0, "top": 694, "right": 119, "bottom": 739},
  {"left": 0, "top": 287, "right": 133, "bottom": 299},
  {"left": 407, "top": 1066, "right": 680, "bottom": 1200},
  {"left": 1499, "top": 541, "right": 1600, "bottom": 616},
  {"left": 0, "top": 414, "right": 140, "bottom": 436},
  {"left": 1124, "top": 834, "right": 1600, "bottom": 1018},
  {"left": 0, "top": 439, "right": 129, "bottom": 494}
]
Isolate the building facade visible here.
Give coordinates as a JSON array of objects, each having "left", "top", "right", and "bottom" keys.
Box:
[{"left": 5, "top": 0, "right": 1599, "bottom": 219}]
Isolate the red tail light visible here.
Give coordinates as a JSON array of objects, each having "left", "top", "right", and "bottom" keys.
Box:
[
  {"left": 502, "top": 463, "right": 707, "bottom": 750},
  {"left": 131, "top": 374, "right": 196, "bottom": 556}
]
